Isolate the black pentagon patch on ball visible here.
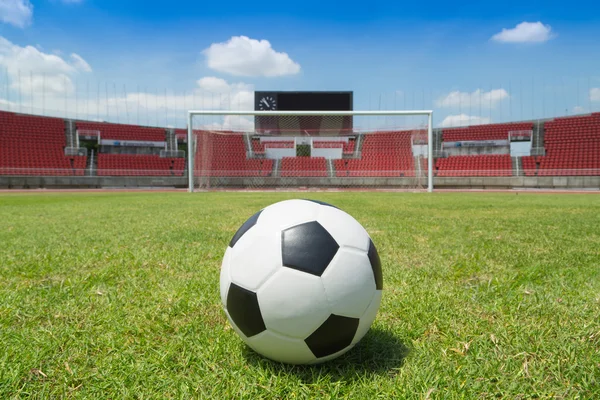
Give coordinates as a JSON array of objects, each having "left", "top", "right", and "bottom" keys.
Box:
[
  {"left": 226, "top": 283, "right": 266, "bottom": 337},
  {"left": 281, "top": 221, "right": 339, "bottom": 276},
  {"left": 230, "top": 210, "right": 262, "bottom": 248},
  {"left": 303, "top": 199, "right": 339, "bottom": 209},
  {"left": 368, "top": 239, "right": 383, "bottom": 290},
  {"left": 305, "top": 314, "right": 360, "bottom": 358}
]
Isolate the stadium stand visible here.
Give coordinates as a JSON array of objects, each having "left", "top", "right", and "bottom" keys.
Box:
[
  {"left": 434, "top": 122, "right": 535, "bottom": 177},
  {"left": 175, "top": 129, "right": 188, "bottom": 141},
  {"left": 264, "top": 141, "right": 295, "bottom": 149},
  {"left": 77, "top": 121, "right": 166, "bottom": 142},
  {"left": 196, "top": 133, "right": 273, "bottom": 177},
  {"left": 313, "top": 141, "right": 344, "bottom": 149},
  {"left": 281, "top": 157, "right": 328, "bottom": 177},
  {"left": 334, "top": 131, "right": 415, "bottom": 177},
  {"left": 521, "top": 156, "right": 538, "bottom": 176},
  {"left": 77, "top": 122, "right": 181, "bottom": 176},
  {"left": 3, "top": 109, "right": 600, "bottom": 183},
  {"left": 251, "top": 138, "right": 265, "bottom": 154},
  {"left": 435, "top": 155, "right": 512, "bottom": 177},
  {"left": 343, "top": 139, "right": 356, "bottom": 154},
  {"left": 443, "top": 122, "right": 533, "bottom": 142},
  {"left": 0, "top": 111, "right": 86, "bottom": 176},
  {"left": 524, "top": 114, "right": 600, "bottom": 176},
  {"left": 96, "top": 154, "right": 185, "bottom": 176}
]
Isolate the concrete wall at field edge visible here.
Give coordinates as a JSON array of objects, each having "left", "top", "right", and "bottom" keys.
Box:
[
  {"left": 1, "top": 175, "right": 599, "bottom": 189},
  {"left": 0, "top": 176, "right": 187, "bottom": 189}
]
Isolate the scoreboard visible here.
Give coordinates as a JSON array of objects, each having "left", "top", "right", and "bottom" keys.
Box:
[
  {"left": 254, "top": 91, "right": 353, "bottom": 135},
  {"left": 254, "top": 91, "right": 353, "bottom": 112}
]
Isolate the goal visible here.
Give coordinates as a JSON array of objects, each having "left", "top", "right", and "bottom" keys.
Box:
[{"left": 186, "top": 110, "right": 433, "bottom": 192}]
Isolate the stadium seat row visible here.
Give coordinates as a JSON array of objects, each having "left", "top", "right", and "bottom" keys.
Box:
[
  {"left": 524, "top": 114, "right": 600, "bottom": 176},
  {"left": 97, "top": 154, "right": 185, "bottom": 176},
  {"left": 0, "top": 111, "right": 86, "bottom": 176}
]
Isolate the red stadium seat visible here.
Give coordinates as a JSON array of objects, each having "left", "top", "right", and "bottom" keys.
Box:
[
  {"left": 532, "top": 115, "right": 600, "bottom": 176},
  {"left": 96, "top": 154, "right": 185, "bottom": 176},
  {"left": 280, "top": 157, "right": 328, "bottom": 177},
  {"left": 0, "top": 111, "right": 86, "bottom": 176},
  {"left": 77, "top": 121, "right": 166, "bottom": 142},
  {"left": 435, "top": 155, "right": 512, "bottom": 177},
  {"left": 194, "top": 132, "right": 274, "bottom": 177},
  {"left": 442, "top": 122, "right": 533, "bottom": 142},
  {"left": 335, "top": 131, "right": 417, "bottom": 177}
]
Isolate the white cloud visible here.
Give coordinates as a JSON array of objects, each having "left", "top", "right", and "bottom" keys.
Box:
[
  {"left": 0, "top": 37, "right": 254, "bottom": 129},
  {"left": 491, "top": 21, "right": 553, "bottom": 43},
  {"left": 203, "top": 36, "right": 301, "bottom": 77},
  {"left": 590, "top": 88, "right": 600, "bottom": 102},
  {"left": 89, "top": 78, "right": 255, "bottom": 129},
  {"left": 196, "top": 76, "right": 250, "bottom": 94},
  {"left": 0, "top": 97, "right": 18, "bottom": 108},
  {"left": 0, "top": 0, "right": 33, "bottom": 28},
  {"left": 195, "top": 76, "right": 254, "bottom": 111},
  {"left": 70, "top": 53, "right": 92, "bottom": 72},
  {"left": 439, "top": 114, "right": 491, "bottom": 128},
  {"left": 0, "top": 36, "right": 92, "bottom": 95},
  {"left": 201, "top": 116, "right": 255, "bottom": 132},
  {"left": 103, "top": 79, "right": 253, "bottom": 114},
  {"left": 1, "top": 74, "right": 254, "bottom": 127},
  {"left": 436, "top": 89, "right": 508, "bottom": 109}
]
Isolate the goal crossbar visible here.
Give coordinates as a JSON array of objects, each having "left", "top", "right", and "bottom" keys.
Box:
[{"left": 187, "top": 109, "right": 434, "bottom": 192}]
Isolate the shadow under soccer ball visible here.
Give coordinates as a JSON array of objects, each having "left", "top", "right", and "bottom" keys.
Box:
[{"left": 242, "top": 328, "right": 410, "bottom": 381}]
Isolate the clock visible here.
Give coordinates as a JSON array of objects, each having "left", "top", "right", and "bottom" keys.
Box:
[{"left": 258, "top": 95, "right": 277, "bottom": 111}]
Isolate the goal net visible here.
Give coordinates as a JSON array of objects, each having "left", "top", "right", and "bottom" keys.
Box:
[{"left": 186, "top": 110, "right": 433, "bottom": 192}]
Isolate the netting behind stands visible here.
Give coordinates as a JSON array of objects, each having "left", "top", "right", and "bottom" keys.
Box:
[{"left": 188, "top": 112, "right": 432, "bottom": 190}]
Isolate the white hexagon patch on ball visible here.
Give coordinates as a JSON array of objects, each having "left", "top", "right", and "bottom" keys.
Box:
[{"left": 220, "top": 199, "right": 383, "bottom": 364}]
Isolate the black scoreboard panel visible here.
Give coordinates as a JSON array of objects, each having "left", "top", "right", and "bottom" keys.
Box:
[
  {"left": 277, "top": 92, "right": 352, "bottom": 111},
  {"left": 254, "top": 91, "right": 353, "bottom": 135},
  {"left": 254, "top": 91, "right": 353, "bottom": 111}
]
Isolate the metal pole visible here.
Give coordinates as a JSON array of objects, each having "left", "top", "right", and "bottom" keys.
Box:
[
  {"left": 105, "top": 82, "right": 109, "bottom": 121},
  {"left": 64, "top": 75, "right": 67, "bottom": 118},
  {"left": 18, "top": 69, "right": 22, "bottom": 113},
  {"left": 187, "top": 112, "right": 194, "bottom": 192},
  {"left": 155, "top": 88, "right": 159, "bottom": 127},
  {"left": 144, "top": 87, "right": 149, "bottom": 126},
  {"left": 74, "top": 78, "right": 78, "bottom": 119},
  {"left": 30, "top": 71, "right": 33, "bottom": 114},
  {"left": 427, "top": 112, "right": 433, "bottom": 192},
  {"left": 588, "top": 76, "right": 592, "bottom": 113},
  {"left": 86, "top": 81, "right": 89, "bottom": 120},
  {"left": 5, "top": 67, "right": 10, "bottom": 112},
  {"left": 164, "top": 88, "right": 168, "bottom": 127},
  {"left": 97, "top": 81, "right": 100, "bottom": 121},
  {"left": 123, "top": 84, "right": 129, "bottom": 124},
  {"left": 114, "top": 83, "right": 119, "bottom": 123}
]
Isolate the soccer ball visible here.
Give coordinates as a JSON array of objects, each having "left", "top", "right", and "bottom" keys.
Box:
[{"left": 220, "top": 199, "right": 383, "bottom": 364}]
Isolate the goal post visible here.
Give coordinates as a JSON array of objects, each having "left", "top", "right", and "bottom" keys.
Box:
[{"left": 187, "top": 110, "right": 434, "bottom": 193}]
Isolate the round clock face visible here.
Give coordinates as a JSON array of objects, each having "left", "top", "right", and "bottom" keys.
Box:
[{"left": 258, "top": 96, "right": 277, "bottom": 111}]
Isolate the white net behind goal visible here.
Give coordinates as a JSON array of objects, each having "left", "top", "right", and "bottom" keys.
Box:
[{"left": 187, "top": 111, "right": 433, "bottom": 191}]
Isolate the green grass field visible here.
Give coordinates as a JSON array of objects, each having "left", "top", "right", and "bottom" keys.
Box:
[{"left": 1, "top": 191, "right": 599, "bottom": 399}]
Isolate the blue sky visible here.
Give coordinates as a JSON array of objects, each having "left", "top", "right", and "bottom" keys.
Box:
[{"left": 0, "top": 0, "right": 599, "bottom": 127}]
